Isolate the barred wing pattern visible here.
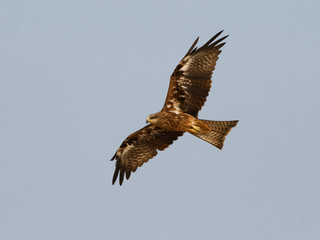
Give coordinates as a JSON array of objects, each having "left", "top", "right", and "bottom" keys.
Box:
[
  {"left": 111, "top": 125, "right": 184, "bottom": 185},
  {"left": 162, "top": 30, "right": 228, "bottom": 117}
]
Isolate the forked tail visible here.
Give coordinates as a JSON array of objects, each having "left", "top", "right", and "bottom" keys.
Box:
[{"left": 190, "top": 120, "right": 238, "bottom": 149}]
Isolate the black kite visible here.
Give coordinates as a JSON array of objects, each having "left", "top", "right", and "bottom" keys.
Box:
[{"left": 110, "top": 31, "right": 238, "bottom": 185}]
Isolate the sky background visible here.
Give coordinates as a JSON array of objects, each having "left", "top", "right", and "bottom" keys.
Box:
[{"left": 1, "top": 0, "right": 320, "bottom": 239}]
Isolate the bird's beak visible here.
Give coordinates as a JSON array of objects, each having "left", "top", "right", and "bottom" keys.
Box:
[{"left": 146, "top": 119, "right": 149, "bottom": 124}]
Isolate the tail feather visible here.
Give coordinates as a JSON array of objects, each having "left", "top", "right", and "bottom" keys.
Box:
[{"left": 191, "top": 120, "right": 238, "bottom": 149}]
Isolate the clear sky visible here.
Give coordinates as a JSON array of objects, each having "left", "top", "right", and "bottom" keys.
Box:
[{"left": 1, "top": 0, "right": 319, "bottom": 239}]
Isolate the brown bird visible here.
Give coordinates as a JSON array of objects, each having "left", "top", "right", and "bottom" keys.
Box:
[{"left": 111, "top": 31, "right": 238, "bottom": 185}]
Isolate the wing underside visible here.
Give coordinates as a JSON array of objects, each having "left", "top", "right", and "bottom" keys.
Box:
[
  {"left": 162, "top": 31, "right": 228, "bottom": 117},
  {"left": 111, "top": 125, "right": 183, "bottom": 185}
]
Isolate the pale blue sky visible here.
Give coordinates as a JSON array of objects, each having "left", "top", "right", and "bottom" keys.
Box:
[{"left": 1, "top": 0, "right": 319, "bottom": 239}]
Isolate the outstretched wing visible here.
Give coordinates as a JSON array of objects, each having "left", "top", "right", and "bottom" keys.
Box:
[
  {"left": 162, "top": 30, "right": 228, "bottom": 117},
  {"left": 111, "top": 125, "right": 183, "bottom": 185}
]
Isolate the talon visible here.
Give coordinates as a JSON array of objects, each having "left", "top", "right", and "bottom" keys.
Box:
[{"left": 190, "top": 125, "right": 201, "bottom": 133}]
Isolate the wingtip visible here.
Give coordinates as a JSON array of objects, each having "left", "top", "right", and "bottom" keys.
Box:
[
  {"left": 126, "top": 170, "right": 131, "bottom": 180},
  {"left": 119, "top": 169, "right": 125, "bottom": 185},
  {"left": 184, "top": 36, "right": 200, "bottom": 57},
  {"left": 212, "top": 35, "right": 229, "bottom": 47},
  {"left": 218, "top": 29, "right": 224, "bottom": 34},
  {"left": 112, "top": 176, "right": 116, "bottom": 185},
  {"left": 195, "top": 36, "right": 200, "bottom": 45},
  {"left": 110, "top": 152, "right": 117, "bottom": 161},
  {"left": 200, "top": 30, "right": 228, "bottom": 49},
  {"left": 215, "top": 42, "right": 226, "bottom": 50},
  {"left": 112, "top": 166, "right": 120, "bottom": 185}
]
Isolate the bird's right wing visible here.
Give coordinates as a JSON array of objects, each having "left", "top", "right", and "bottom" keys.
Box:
[
  {"left": 162, "top": 31, "right": 228, "bottom": 117},
  {"left": 111, "top": 125, "right": 183, "bottom": 185}
]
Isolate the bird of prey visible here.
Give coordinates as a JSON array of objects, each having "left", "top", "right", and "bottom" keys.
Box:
[{"left": 110, "top": 31, "right": 238, "bottom": 185}]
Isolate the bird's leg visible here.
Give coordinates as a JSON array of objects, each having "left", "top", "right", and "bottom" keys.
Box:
[{"left": 189, "top": 125, "right": 201, "bottom": 134}]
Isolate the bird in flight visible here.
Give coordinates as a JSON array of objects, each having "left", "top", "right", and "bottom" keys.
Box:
[{"left": 111, "top": 31, "right": 238, "bottom": 185}]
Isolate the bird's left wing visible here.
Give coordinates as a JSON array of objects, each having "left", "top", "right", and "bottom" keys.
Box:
[{"left": 111, "top": 125, "right": 184, "bottom": 185}]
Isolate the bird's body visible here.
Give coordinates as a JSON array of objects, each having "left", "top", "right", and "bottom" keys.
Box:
[
  {"left": 110, "top": 31, "right": 238, "bottom": 185},
  {"left": 146, "top": 111, "right": 210, "bottom": 134}
]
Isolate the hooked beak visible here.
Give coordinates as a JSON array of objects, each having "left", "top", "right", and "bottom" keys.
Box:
[{"left": 146, "top": 119, "right": 149, "bottom": 124}]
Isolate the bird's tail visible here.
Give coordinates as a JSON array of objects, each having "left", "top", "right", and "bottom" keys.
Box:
[{"left": 190, "top": 120, "right": 238, "bottom": 149}]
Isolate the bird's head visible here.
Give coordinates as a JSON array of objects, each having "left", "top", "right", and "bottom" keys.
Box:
[{"left": 146, "top": 113, "right": 159, "bottom": 124}]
